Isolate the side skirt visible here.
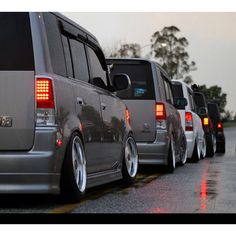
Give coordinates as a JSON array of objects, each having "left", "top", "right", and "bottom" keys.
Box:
[{"left": 87, "top": 169, "right": 122, "bottom": 189}]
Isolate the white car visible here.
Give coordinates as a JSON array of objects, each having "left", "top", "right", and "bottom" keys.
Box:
[{"left": 172, "top": 80, "right": 206, "bottom": 162}]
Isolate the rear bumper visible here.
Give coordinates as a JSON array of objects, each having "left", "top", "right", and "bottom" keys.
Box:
[
  {"left": 137, "top": 130, "right": 169, "bottom": 165},
  {"left": 0, "top": 127, "right": 60, "bottom": 194}
]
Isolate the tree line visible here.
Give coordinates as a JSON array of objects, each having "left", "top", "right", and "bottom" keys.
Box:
[{"left": 106, "top": 25, "right": 231, "bottom": 118}]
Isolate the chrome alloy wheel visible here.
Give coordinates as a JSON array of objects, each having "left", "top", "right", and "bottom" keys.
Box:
[
  {"left": 180, "top": 141, "right": 187, "bottom": 165},
  {"left": 72, "top": 136, "right": 86, "bottom": 193},
  {"left": 201, "top": 135, "right": 207, "bottom": 158},
  {"left": 212, "top": 135, "right": 217, "bottom": 153},
  {"left": 171, "top": 137, "right": 176, "bottom": 169},
  {"left": 125, "top": 137, "right": 138, "bottom": 178},
  {"left": 197, "top": 138, "right": 201, "bottom": 160}
]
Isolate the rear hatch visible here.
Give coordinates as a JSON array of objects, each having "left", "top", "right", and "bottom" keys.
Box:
[
  {"left": 193, "top": 92, "right": 211, "bottom": 132},
  {"left": 108, "top": 60, "right": 156, "bottom": 142},
  {"left": 207, "top": 103, "right": 221, "bottom": 132},
  {"left": 193, "top": 92, "right": 208, "bottom": 118},
  {"left": 0, "top": 13, "right": 35, "bottom": 150}
]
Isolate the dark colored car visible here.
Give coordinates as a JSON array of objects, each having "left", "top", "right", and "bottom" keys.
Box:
[
  {"left": 207, "top": 102, "right": 225, "bottom": 153},
  {"left": 192, "top": 91, "right": 216, "bottom": 157}
]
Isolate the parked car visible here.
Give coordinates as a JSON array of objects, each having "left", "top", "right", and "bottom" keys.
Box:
[
  {"left": 106, "top": 58, "right": 187, "bottom": 173},
  {"left": 172, "top": 80, "right": 206, "bottom": 162},
  {"left": 0, "top": 12, "right": 139, "bottom": 201},
  {"left": 207, "top": 102, "right": 225, "bottom": 153},
  {"left": 192, "top": 90, "right": 216, "bottom": 157}
]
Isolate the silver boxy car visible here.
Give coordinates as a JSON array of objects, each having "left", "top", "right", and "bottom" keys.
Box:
[
  {"left": 107, "top": 59, "right": 187, "bottom": 172},
  {"left": 172, "top": 80, "right": 206, "bottom": 162},
  {"left": 0, "top": 12, "right": 138, "bottom": 201}
]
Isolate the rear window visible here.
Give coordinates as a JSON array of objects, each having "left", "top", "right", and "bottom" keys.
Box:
[
  {"left": 172, "top": 83, "right": 184, "bottom": 98},
  {"left": 193, "top": 92, "right": 206, "bottom": 110},
  {"left": 208, "top": 103, "right": 220, "bottom": 119},
  {"left": 109, "top": 61, "right": 155, "bottom": 100},
  {"left": 0, "top": 13, "right": 34, "bottom": 71}
]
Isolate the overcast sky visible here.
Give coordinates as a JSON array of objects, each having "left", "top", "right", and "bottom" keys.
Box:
[{"left": 63, "top": 12, "right": 236, "bottom": 113}]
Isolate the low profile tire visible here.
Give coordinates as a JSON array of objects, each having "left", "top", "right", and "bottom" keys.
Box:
[
  {"left": 206, "top": 134, "right": 216, "bottom": 157},
  {"left": 166, "top": 136, "right": 176, "bottom": 173},
  {"left": 60, "top": 133, "right": 87, "bottom": 202},
  {"left": 122, "top": 135, "right": 138, "bottom": 185},
  {"left": 191, "top": 140, "right": 201, "bottom": 163},
  {"left": 201, "top": 135, "right": 207, "bottom": 159}
]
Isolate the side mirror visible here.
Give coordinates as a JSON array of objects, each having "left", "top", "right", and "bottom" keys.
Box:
[
  {"left": 174, "top": 97, "right": 188, "bottom": 109},
  {"left": 112, "top": 73, "right": 131, "bottom": 91},
  {"left": 198, "top": 107, "right": 207, "bottom": 116}
]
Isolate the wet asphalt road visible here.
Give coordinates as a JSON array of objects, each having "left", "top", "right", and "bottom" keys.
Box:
[{"left": 0, "top": 126, "right": 235, "bottom": 213}]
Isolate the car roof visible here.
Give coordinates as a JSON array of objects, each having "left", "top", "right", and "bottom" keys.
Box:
[
  {"left": 106, "top": 57, "right": 171, "bottom": 80},
  {"left": 51, "top": 12, "right": 108, "bottom": 71},
  {"left": 194, "top": 91, "right": 206, "bottom": 97},
  {"left": 172, "top": 79, "right": 193, "bottom": 91},
  {"left": 207, "top": 102, "right": 219, "bottom": 108},
  {"left": 52, "top": 12, "right": 100, "bottom": 48}
]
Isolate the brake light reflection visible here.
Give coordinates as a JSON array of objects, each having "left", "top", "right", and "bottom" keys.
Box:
[
  {"left": 200, "top": 175, "right": 207, "bottom": 211},
  {"left": 151, "top": 207, "right": 167, "bottom": 213},
  {"left": 125, "top": 108, "right": 131, "bottom": 125}
]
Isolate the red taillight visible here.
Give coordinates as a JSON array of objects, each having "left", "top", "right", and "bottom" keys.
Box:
[
  {"left": 125, "top": 108, "right": 131, "bottom": 125},
  {"left": 217, "top": 121, "right": 223, "bottom": 129},
  {"left": 156, "top": 103, "right": 166, "bottom": 120},
  {"left": 185, "top": 112, "right": 193, "bottom": 131},
  {"left": 203, "top": 117, "right": 209, "bottom": 126},
  {"left": 56, "top": 138, "right": 63, "bottom": 148},
  {"left": 36, "top": 78, "right": 54, "bottom": 109}
]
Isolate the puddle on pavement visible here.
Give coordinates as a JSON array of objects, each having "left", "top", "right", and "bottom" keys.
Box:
[{"left": 199, "top": 167, "right": 220, "bottom": 212}]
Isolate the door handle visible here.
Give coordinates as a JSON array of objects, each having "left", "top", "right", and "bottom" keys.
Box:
[
  {"left": 76, "top": 97, "right": 84, "bottom": 105},
  {"left": 101, "top": 102, "right": 107, "bottom": 110}
]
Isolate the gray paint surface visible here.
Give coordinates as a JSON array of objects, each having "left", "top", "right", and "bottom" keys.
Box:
[
  {"left": 0, "top": 12, "right": 132, "bottom": 193},
  {"left": 0, "top": 71, "right": 35, "bottom": 150},
  {"left": 107, "top": 58, "right": 185, "bottom": 165}
]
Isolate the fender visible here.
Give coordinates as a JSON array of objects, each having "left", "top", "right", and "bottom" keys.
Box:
[{"left": 55, "top": 114, "right": 84, "bottom": 173}]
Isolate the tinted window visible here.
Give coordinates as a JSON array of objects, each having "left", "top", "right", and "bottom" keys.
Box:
[
  {"left": 193, "top": 92, "right": 207, "bottom": 110},
  {"left": 187, "top": 88, "right": 195, "bottom": 112},
  {"left": 69, "top": 39, "right": 89, "bottom": 82},
  {"left": 43, "top": 13, "right": 66, "bottom": 77},
  {"left": 0, "top": 13, "right": 34, "bottom": 71},
  {"left": 168, "top": 84, "right": 174, "bottom": 104},
  {"left": 172, "top": 83, "right": 184, "bottom": 98},
  {"left": 87, "top": 47, "right": 107, "bottom": 87},
  {"left": 158, "top": 71, "right": 167, "bottom": 100},
  {"left": 109, "top": 62, "right": 155, "bottom": 100},
  {"left": 163, "top": 78, "right": 173, "bottom": 104},
  {"left": 61, "top": 34, "right": 73, "bottom": 78}
]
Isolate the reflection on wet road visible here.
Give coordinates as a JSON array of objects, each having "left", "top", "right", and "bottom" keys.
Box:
[
  {"left": 0, "top": 127, "right": 235, "bottom": 213},
  {"left": 54, "top": 126, "right": 236, "bottom": 213}
]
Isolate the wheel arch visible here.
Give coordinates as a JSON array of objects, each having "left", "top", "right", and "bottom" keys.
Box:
[{"left": 57, "top": 114, "right": 85, "bottom": 174}]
